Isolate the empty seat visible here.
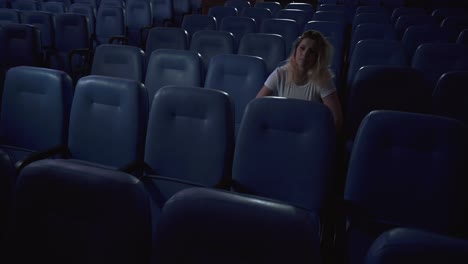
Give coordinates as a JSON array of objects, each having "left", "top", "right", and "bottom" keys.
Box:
[
  {"left": 390, "top": 7, "right": 426, "bottom": 25},
  {"left": 313, "top": 11, "right": 348, "bottom": 26},
  {"left": 152, "top": 187, "right": 322, "bottom": 264},
  {"left": 317, "top": 4, "right": 346, "bottom": 12},
  {"left": 143, "top": 86, "right": 234, "bottom": 207},
  {"left": 347, "top": 40, "right": 407, "bottom": 87},
  {"left": 6, "top": 159, "right": 151, "bottom": 264},
  {"left": 260, "top": 18, "right": 300, "bottom": 56},
  {"left": 69, "top": 3, "right": 96, "bottom": 37},
  {"left": 241, "top": 7, "right": 271, "bottom": 31},
  {"left": 304, "top": 21, "right": 346, "bottom": 43},
  {"left": 355, "top": 6, "right": 388, "bottom": 16},
  {"left": 440, "top": 16, "right": 468, "bottom": 42},
  {"left": 208, "top": 6, "right": 237, "bottom": 28},
  {"left": 204, "top": 54, "right": 267, "bottom": 134},
  {"left": 91, "top": 44, "right": 145, "bottom": 82},
  {"left": 11, "top": 0, "right": 40, "bottom": 11},
  {"left": 172, "top": 0, "right": 190, "bottom": 26},
  {"left": 345, "top": 66, "right": 430, "bottom": 153},
  {"left": 285, "top": 2, "right": 315, "bottom": 14},
  {"left": 126, "top": 0, "right": 152, "bottom": 47},
  {"left": 0, "top": 9, "right": 20, "bottom": 24},
  {"left": 225, "top": 0, "right": 250, "bottom": 14},
  {"left": 431, "top": 7, "right": 467, "bottom": 23},
  {"left": 64, "top": 76, "right": 148, "bottom": 169},
  {"left": 180, "top": 14, "right": 216, "bottom": 41},
  {"left": 145, "top": 27, "right": 188, "bottom": 56},
  {"left": 349, "top": 23, "right": 396, "bottom": 60},
  {"left": 401, "top": 25, "right": 451, "bottom": 60},
  {"left": 275, "top": 8, "right": 311, "bottom": 31},
  {"left": 152, "top": 0, "right": 172, "bottom": 26},
  {"left": 366, "top": 228, "right": 468, "bottom": 264},
  {"left": 238, "top": 33, "right": 286, "bottom": 74},
  {"left": 189, "top": 30, "right": 234, "bottom": 68},
  {"left": 232, "top": 97, "right": 336, "bottom": 211},
  {"left": 344, "top": 110, "right": 468, "bottom": 264},
  {"left": 21, "top": 11, "right": 54, "bottom": 49},
  {"left": 145, "top": 49, "right": 203, "bottom": 105},
  {"left": 412, "top": 43, "right": 468, "bottom": 91},
  {"left": 352, "top": 13, "right": 391, "bottom": 32},
  {"left": 219, "top": 16, "right": 256, "bottom": 50},
  {"left": 254, "top": 1, "right": 281, "bottom": 16},
  {"left": 395, "top": 14, "right": 436, "bottom": 39},
  {"left": 94, "top": 6, "right": 125, "bottom": 46},
  {"left": 432, "top": 71, "right": 468, "bottom": 124},
  {"left": 42, "top": 1, "right": 66, "bottom": 14}
]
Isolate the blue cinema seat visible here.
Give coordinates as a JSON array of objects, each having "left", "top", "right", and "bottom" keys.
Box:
[
  {"left": 152, "top": 187, "right": 322, "bottom": 264},
  {"left": 145, "top": 27, "right": 189, "bottom": 56},
  {"left": 237, "top": 33, "right": 286, "bottom": 74},
  {"left": 189, "top": 30, "right": 234, "bottom": 68},
  {"left": 432, "top": 71, "right": 468, "bottom": 124}
]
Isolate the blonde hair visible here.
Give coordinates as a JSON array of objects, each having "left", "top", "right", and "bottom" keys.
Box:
[{"left": 287, "top": 30, "right": 333, "bottom": 86}]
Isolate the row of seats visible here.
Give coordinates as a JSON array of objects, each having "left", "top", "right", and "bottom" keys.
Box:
[{"left": 2, "top": 103, "right": 468, "bottom": 263}]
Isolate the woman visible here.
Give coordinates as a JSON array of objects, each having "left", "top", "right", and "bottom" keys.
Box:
[{"left": 256, "top": 30, "right": 343, "bottom": 129}]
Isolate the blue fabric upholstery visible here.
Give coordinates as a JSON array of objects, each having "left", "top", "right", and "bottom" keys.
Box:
[
  {"left": 69, "top": 4, "right": 95, "bottom": 37},
  {"left": 349, "top": 23, "right": 396, "bottom": 59},
  {"left": 304, "top": 21, "right": 346, "bottom": 44},
  {"left": 145, "top": 49, "right": 203, "bottom": 105},
  {"left": 6, "top": 159, "right": 151, "bottom": 264},
  {"left": 181, "top": 14, "right": 217, "bottom": 41},
  {"left": 401, "top": 25, "right": 451, "bottom": 60},
  {"left": 152, "top": 0, "right": 172, "bottom": 26},
  {"left": 254, "top": 1, "right": 281, "bottom": 16},
  {"left": 285, "top": 2, "right": 315, "bottom": 14},
  {"left": 390, "top": 7, "right": 427, "bottom": 25},
  {"left": 352, "top": 13, "right": 390, "bottom": 32},
  {"left": 91, "top": 44, "right": 146, "bottom": 82},
  {"left": 276, "top": 8, "right": 312, "bottom": 31},
  {"left": 204, "top": 54, "right": 267, "bottom": 134},
  {"left": 172, "top": 0, "right": 190, "bottom": 26},
  {"left": 366, "top": 228, "right": 468, "bottom": 264},
  {"left": 345, "top": 66, "right": 430, "bottom": 153},
  {"left": 317, "top": 4, "right": 346, "bottom": 12},
  {"left": 50, "top": 14, "right": 90, "bottom": 74},
  {"left": 313, "top": 11, "right": 348, "bottom": 26},
  {"left": 126, "top": 1, "right": 152, "bottom": 47},
  {"left": 344, "top": 110, "right": 468, "bottom": 264},
  {"left": 21, "top": 11, "right": 55, "bottom": 49},
  {"left": 11, "top": 0, "right": 40, "bottom": 11},
  {"left": 241, "top": 7, "right": 271, "bottom": 31},
  {"left": 144, "top": 86, "right": 234, "bottom": 204},
  {"left": 355, "top": 6, "right": 388, "bottom": 16},
  {"left": 394, "top": 14, "right": 436, "bottom": 39},
  {"left": 224, "top": 0, "right": 251, "bottom": 14},
  {"left": 0, "top": 23, "right": 42, "bottom": 70},
  {"left": 433, "top": 71, "right": 468, "bottom": 124},
  {"left": 232, "top": 97, "right": 336, "bottom": 211},
  {"left": 0, "top": 9, "right": 20, "bottom": 24},
  {"left": 238, "top": 32, "right": 286, "bottom": 74},
  {"left": 0, "top": 66, "right": 72, "bottom": 162},
  {"left": 260, "top": 18, "right": 299, "bottom": 56},
  {"left": 42, "top": 2, "right": 65, "bottom": 14},
  {"left": 95, "top": 6, "right": 125, "bottom": 46},
  {"left": 190, "top": 30, "right": 234, "bottom": 68},
  {"left": 440, "top": 16, "right": 468, "bottom": 42},
  {"left": 68, "top": 76, "right": 148, "bottom": 168},
  {"left": 152, "top": 187, "right": 322, "bottom": 264},
  {"left": 219, "top": 16, "right": 256, "bottom": 50},
  {"left": 347, "top": 40, "right": 407, "bottom": 87},
  {"left": 412, "top": 43, "right": 468, "bottom": 91},
  {"left": 145, "top": 27, "right": 188, "bottom": 57},
  {"left": 208, "top": 6, "right": 238, "bottom": 28}
]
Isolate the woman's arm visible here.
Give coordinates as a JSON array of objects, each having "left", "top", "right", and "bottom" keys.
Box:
[
  {"left": 256, "top": 85, "right": 274, "bottom": 98},
  {"left": 322, "top": 91, "right": 343, "bottom": 130}
]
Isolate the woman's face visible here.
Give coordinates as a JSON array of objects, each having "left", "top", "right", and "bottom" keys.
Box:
[{"left": 295, "top": 38, "right": 318, "bottom": 72}]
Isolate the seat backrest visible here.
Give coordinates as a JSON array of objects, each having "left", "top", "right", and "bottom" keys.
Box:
[
  {"left": 74, "top": 0, "right": 97, "bottom": 9},
  {"left": 233, "top": 97, "right": 336, "bottom": 211},
  {"left": 457, "top": 29, "right": 468, "bottom": 45},
  {"left": 241, "top": 7, "right": 271, "bottom": 31},
  {"left": 431, "top": 7, "right": 467, "bottom": 24},
  {"left": 285, "top": 3, "right": 315, "bottom": 14},
  {"left": 412, "top": 43, "right": 468, "bottom": 91},
  {"left": 0, "top": 66, "right": 72, "bottom": 152},
  {"left": 152, "top": 0, "right": 172, "bottom": 25},
  {"left": 317, "top": 4, "right": 345, "bottom": 12},
  {"left": 68, "top": 4, "right": 95, "bottom": 37},
  {"left": 349, "top": 23, "right": 396, "bottom": 59},
  {"left": 401, "top": 25, "right": 451, "bottom": 60},
  {"left": 11, "top": 0, "right": 40, "bottom": 11},
  {"left": 440, "top": 16, "right": 468, "bottom": 42},
  {"left": 21, "top": 11, "right": 54, "bottom": 48},
  {"left": 345, "top": 66, "right": 430, "bottom": 143},
  {"left": 95, "top": 6, "right": 125, "bottom": 45},
  {"left": 432, "top": 71, "right": 468, "bottom": 124},
  {"left": 347, "top": 39, "right": 407, "bottom": 87},
  {"left": 152, "top": 187, "right": 322, "bottom": 264},
  {"left": 304, "top": 20, "right": 346, "bottom": 44},
  {"left": 145, "top": 27, "right": 188, "bottom": 56},
  {"left": 355, "top": 5, "right": 388, "bottom": 16},
  {"left": 394, "top": 14, "right": 436, "bottom": 39},
  {"left": 254, "top": 1, "right": 281, "bottom": 16},
  {"left": 189, "top": 30, "right": 234, "bottom": 68},
  {"left": 0, "top": 9, "right": 20, "bottom": 24},
  {"left": 352, "top": 13, "right": 390, "bottom": 32},
  {"left": 313, "top": 11, "right": 348, "bottom": 26},
  {"left": 224, "top": 0, "right": 250, "bottom": 14},
  {"left": 91, "top": 44, "right": 146, "bottom": 82},
  {"left": 366, "top": 228, "right": 468, "bottom": 264},
  {"left": 145, "top": 49, "right": 203, "bottom": 105},
  {"left": 68, "top": 76, "right": 148, "bottom": 168},
  {"left": 0, "top": 23, "right": 42, "bottom": 68},
  {"left": 237, "top": 33, "right": 285, "bottom": 74},
  {"left": 172, "top": 0, "right": 190, "bottom": 25},
  {"left": 144, "top": 86, "right": 234, "bottom": 189},
  {"left": 126, "top": 1, "right": 152, "bottom": 46},
  {"left": 180, "top": 14, "right": 217, "bottom": 41},
  {"left": 42, "top": 2, "right": 65, "bottom": 14},
  {"left": 345, "top": 110, "right": 468, "bottom": 263},
  {"left": 7, "top": 159, "right": 151, "bottom": 264},
  {"left": 390, "top": 7, "right": 426, "bottom": 24},
  {"left": 275, "top": 8, "right": 311, "bottom": 31},
  {"left": 259, "top": 18, "right": 299, "bottom": 56},
  {"left": 219, "top": 16, "right": 256, "bottom": 49},
  {"left": 207, "top": 6, "right": 237, "bottom": 28},
  {"left": 204, "top": 54, "right": 267, "bottom": 134}
]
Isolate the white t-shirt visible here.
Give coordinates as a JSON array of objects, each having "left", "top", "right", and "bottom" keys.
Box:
[{"left": 264, "top": 66, "right": 336, "bottom": 102}]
